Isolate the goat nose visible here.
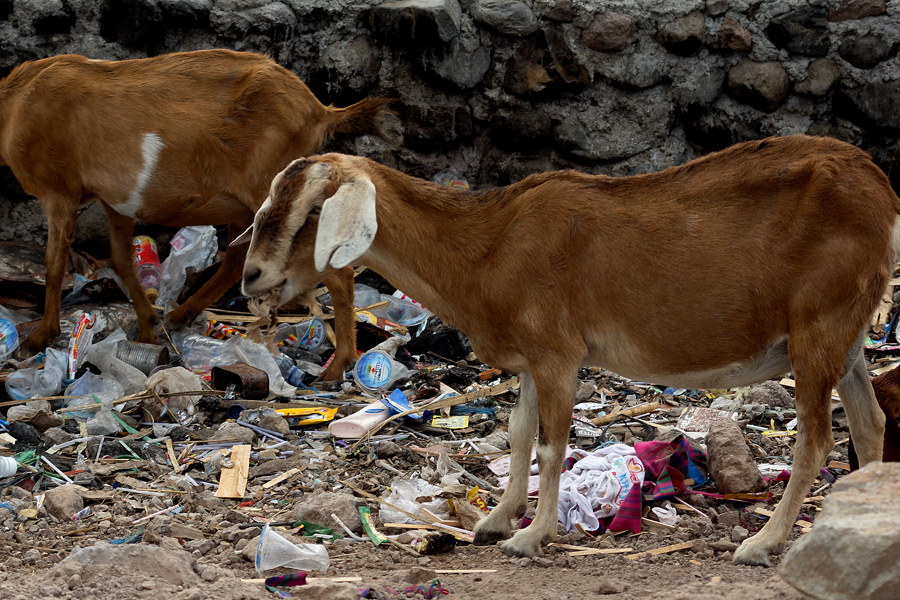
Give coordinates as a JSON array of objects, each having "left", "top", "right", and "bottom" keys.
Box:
[{"left": 243, "top": 266, "right": 262, "bottom": 286}]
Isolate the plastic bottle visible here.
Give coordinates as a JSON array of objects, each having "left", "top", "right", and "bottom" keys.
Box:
[
  {"left": 274, "top": 353, "right": 306, "bottom": 387},
  {"left": 179, "top": 334, "right": 226, "bottom": 375},
  {"left": 132, "top": 235, "right": 162, "bottom": 303},
  {"left": 351, "top": 349, "right": 411, "bottom": 395},
  {"left": 255, "top": 523, "right": 330, "bottom": 573},
  {"left": 0, "top": 456, "right": 17, "bottom": 478},
  {"left": 274, "top": 317, "right": 327, "bottom": 352}
]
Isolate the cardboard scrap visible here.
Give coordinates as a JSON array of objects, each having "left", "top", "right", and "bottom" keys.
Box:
[{"left": 215, "top": 444, "right": 251, "bottom": 498}]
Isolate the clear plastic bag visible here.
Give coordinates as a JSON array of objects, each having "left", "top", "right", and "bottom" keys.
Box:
[
  {"left": 84, "top": 329, "right": 147, "bottom": 395},
  {"left": 4, "top": 348, "right": 67, "bottom": 400},
  {"left": 145, "top": 367, "right": 204, "bottom": 418},
  {"left": 222, "top": 335, "right": 296, "bottom": 396},
  {"left": 158, "top": 226, "right": 218, "bottom": 307},
  {"left": 378, "top": 477, "right": 450, "bottom": 525},
  {"left": 63, "top": 372, "right": 124, "bottom": 421}
]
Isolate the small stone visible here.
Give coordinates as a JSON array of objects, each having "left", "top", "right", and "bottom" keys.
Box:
[
  {"left": 200, "top": 566, "right": 218, "bottom": 582},
  {"left": 533, "top": 557, "right": 553, "bottom": 567},
  {"left": 731, "top": 526, "right": 750, "bottom": 543},
  {"left": 516, "top": 557, "right": 531, "bottom": 567},
  {"left": 598, "top": 578, "right": 628, "bottom": 594},
  {"left": 470, "top": 0, "right": 539, "bottom": 37},
  {"left": 404, "top": 566, "right": 437, "bottom": 583},
  {"left": 22, "top": 549, "right": 42, "bottom": 564}
]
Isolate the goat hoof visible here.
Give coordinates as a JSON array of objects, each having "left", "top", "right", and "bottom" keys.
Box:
[
  {"left": 499, "top": 535, "right": 543, "bottom": 558},
  {"left": 472, "top": 527, "right": 509, "bottom": 546},
  {"left": 732, "top": 541, "right": 773, "bottom": 567}
]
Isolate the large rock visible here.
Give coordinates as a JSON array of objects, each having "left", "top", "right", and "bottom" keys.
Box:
[
  {"left": 715, "top": 16, "right": 751, "bottom": 52},
  {"left": 706, "top": 421, "right": 766, "bottom": 495},
  {"left": 839, "top": 34, "right": 891, "bottom": 69},
  {"left": 835, "top": 81, "right": 900, "bottom": 129},
  {"left": 765, "top": 7, "right": 829, "bottom": 56},
  {"left": 553, "top": 86, "right": 673, "bottom": 161},
  {"left": 582, "top": 12, "right": 637, "bottom": 52},
  {"left": 291, "top": 490, "right": 363, "bottom": 534},
  {"left": 44, "top": 484, "right": 85, "bottom": 520},
  {"left": 470, "top": 0, "right": 539, "bottom": 37},
  {"left": 370, "top": 0, "right": 462, "bottom": 44},
  {"left": 795, "top": 59, "right": 842, "bottom": 97},
  {"left": 726, "top": 58, "right": 790, "bottom": 113},
  {"left": 779, "top": 462, "right": 900, "bottom": 600},
  {"left": 656, "top": 11, "right": 705, "bottom": 56},
  {"left": 743, "top": 381, "right": 794, "bottom": 409},
  {"left": 828, "top": 0, "right": 886, "bottom": 22}
]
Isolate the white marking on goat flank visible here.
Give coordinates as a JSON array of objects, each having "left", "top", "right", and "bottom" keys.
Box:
[{"left": 114, "top": 133, "right": 163, "bottom": 218}]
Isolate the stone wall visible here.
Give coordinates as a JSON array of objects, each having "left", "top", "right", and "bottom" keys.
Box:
[{"left": 2, "top": 0, "right": 900, "bottom": 251}]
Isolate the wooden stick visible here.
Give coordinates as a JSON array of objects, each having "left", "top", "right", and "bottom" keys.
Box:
[
  {"left": 590, "top": 402, "right": 664, "bottom": 426},
  {"left": 752, "top": 505, "right": 813, "bottom": 529},
  {"left": 165, "top": 438, "right": 181, "bottom": 474},
  {"left": 262, "top": 467, "right": 301, "bottom": 490},
  {"left": 625, "top": 541, "right": 694, "bottom": 559}
]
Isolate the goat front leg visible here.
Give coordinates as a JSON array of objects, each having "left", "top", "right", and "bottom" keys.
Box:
[
  {"left": 164, "top": 222, "right": 245, "bottom": 330},
  {"left": 498, "top": 365, "right": 576, "bottom": 557},
  {"left": 101, "top": 203, "right": 159, "bottom": 344},
  {"left": 473, "top": 373, "right": 539, "bottom": 546},
  {"left": 838, "top": 342, "right": 885, "bottom": 467},
  {"left": 320, "top": 266, "right": 357, "bottom": 381},
  {"left": 18, "top": 194, "right": 80, "bottom": 357}
]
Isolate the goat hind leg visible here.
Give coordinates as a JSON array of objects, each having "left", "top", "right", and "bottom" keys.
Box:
[
  {"left": 473, "top": 373, "right": 539, "bottom": 546},
  {"left": 733, "top": 337, "right": 837, "bottom": 566},
  {"left": 101, "top": 204, "right": 159, "bottom": 344},
  {"left": 498, "top": 366, "right": 575, "bottom": 557},
  {"left": 18, "top": 195, "right": 80, "bottom": 357}
]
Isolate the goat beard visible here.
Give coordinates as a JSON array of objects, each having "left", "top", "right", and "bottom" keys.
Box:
[{"left": 246, "top": 286, "right": 283, "bottom": 354}]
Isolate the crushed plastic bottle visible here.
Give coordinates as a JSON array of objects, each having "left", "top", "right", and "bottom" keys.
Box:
[
  {"left": 274, "top": 317, "right": 328, "bottom": 352},
  {"left": 432, "top": 168, "right": 469, "bottom": 190},
  {"left": 132, "top": 235, "right": 162, "bottom": 303},
  {"left": 274, "top": 353, "right": 307, "bottom": 387}
]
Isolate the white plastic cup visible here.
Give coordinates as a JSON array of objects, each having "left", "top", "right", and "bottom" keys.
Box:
[
  {"left": 328, "top": 399, "right": 392, "bottom": 439},
  {"left": 255, "top": 523, "right": 330, "bottom": 573},
  {"left": 0, "top": 456, "right": 18, "bottom": 478}
]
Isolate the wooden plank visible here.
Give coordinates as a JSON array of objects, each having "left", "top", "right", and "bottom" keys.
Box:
[
  {"left": 829, "top": 461, "right": 851, "bottom": 471},
  {"left": 625, "top": 541, "right": 694, "bottom": 560},
  {"left": 165, "top": 438, "right": 181, "bottom": 474},
  {"left": 215, "top": 445, "right": 251, "bottom": 498},
  {"left": 262, "top": 467, "right": 301, "bottom": 490}
]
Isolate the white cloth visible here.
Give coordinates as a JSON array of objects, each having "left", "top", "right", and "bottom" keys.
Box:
[{"left": 556, "top": 444, "right": 645, "bottom": 533}]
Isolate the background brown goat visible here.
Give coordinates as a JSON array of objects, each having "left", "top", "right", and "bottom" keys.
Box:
[
  {"left": 237, "top": 136, "right": 897, "bottom": 566},
  {"left": 0, "top": 49, "right": 391, "bottom": 376}
]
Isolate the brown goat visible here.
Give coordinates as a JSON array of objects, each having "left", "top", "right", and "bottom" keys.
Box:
[
  {"left": 848, "top": 365, "right": 900, "bottom": 467},
  {"left": 0, "top": 49, "right": 389, "bottom": 377},
  {"left": 236, "top": 136, "right": 897, "bottom": 566}
]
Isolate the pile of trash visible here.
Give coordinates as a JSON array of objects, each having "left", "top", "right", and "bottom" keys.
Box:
[{"left": 0, "top": 206, "right": 894, "bottom": 597}]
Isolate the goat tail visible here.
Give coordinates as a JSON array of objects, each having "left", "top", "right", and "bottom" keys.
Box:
[{"left": 324, "top": 96, "right": 396, "bottom": 143}]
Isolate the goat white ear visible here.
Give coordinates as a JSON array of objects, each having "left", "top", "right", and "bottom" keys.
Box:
[
  {"left": 314, "top": 176, "right": 377, "bottom": 272},
  {"left": 230, "top": 224, "right": 254, "bottom": 247}
]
